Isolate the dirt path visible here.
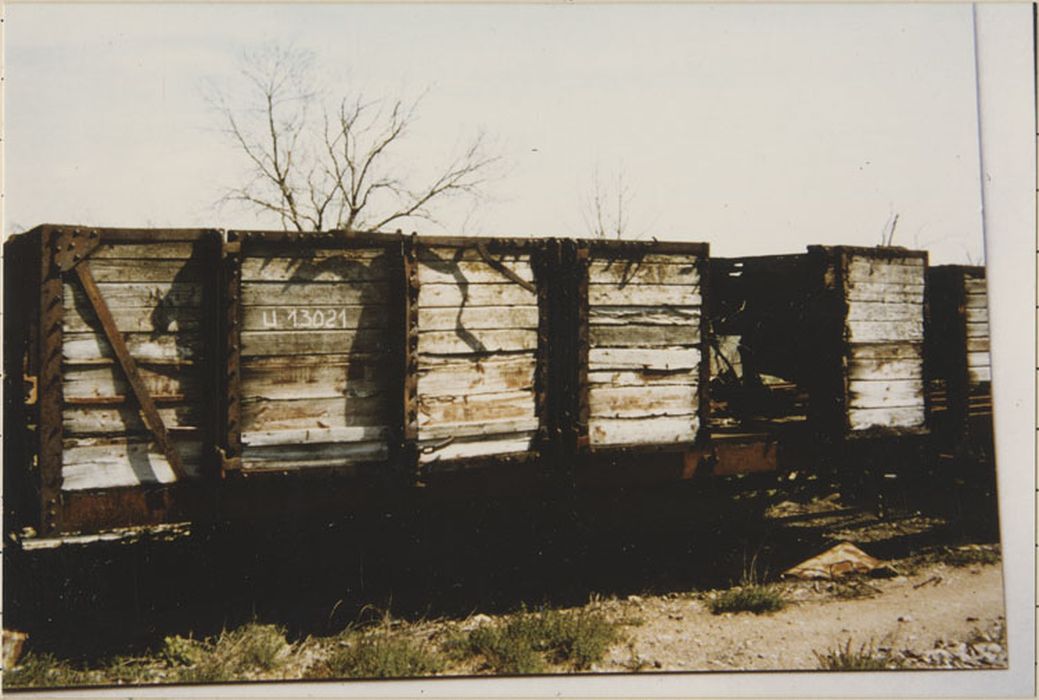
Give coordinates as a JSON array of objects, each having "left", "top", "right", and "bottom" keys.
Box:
[{"left": 593, "top": 562, "right": 1005, "bottom": 672}]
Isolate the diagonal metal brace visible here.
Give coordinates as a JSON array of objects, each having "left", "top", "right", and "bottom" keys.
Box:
[{"left": 73, "top": 262, "right": 187, "bottom": 481}]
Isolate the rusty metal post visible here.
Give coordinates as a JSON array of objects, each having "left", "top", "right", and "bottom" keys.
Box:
[
  {"left": 37, "top": 227, "right": 65, "bottom": 535},
  {"left": 399, "top": 234, "right": 420, "bottom": 482},
  {"left": 220, "top": 233, "right": 243, "bottom": 474}
]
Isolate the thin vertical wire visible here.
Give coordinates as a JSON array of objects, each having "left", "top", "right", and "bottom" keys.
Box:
[{"left": 971, "top": 3, "right": 988, "bottom": 264}]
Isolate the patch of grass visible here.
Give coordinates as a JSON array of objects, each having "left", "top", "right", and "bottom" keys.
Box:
[
  {"left": 943, "top": 545, "right": 1000, "bottom": 568},
  {"left": 452, "top": 606, "right": 621, "bottom": 674},
  {"left": 815, "top": 639, "right": 902, "bottom": 671},
  {"left": 3, "top": 652, "right": 86, "bottom": 688},
  {"left": 165, "top": 622, "right": 291, "bottom": 683},
  {"left": 709, "top": 585, "right": 786, "bottom": 615},
  {"left": 312, "top": 628, "right": 444, "bottom": 679}
]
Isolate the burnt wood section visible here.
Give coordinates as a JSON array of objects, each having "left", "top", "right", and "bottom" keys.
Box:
[
  {"left": 925, "top": 265, "right": 992, "bottom": 448},
  {"left": 709, "top": 246, "right": 929, "bottom": 444},
  {"left": 579, "top": 240, "right": 710, "bottom": 452}
]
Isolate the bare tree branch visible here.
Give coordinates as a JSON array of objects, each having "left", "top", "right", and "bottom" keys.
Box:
[
  {"left": 583, "top": 167, "right": 637, "bottom": 240},
  {"left": 211, "top": 44, "right": 500, "bottom": 233}
]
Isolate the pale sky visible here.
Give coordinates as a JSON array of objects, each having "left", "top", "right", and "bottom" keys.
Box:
[{"left": 3, "top": 3, "right": 1031, "bottom": 263}]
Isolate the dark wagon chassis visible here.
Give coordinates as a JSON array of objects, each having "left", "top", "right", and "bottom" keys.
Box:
[{"left": 4, "top": 225, "right": 993, "bottom": 544}]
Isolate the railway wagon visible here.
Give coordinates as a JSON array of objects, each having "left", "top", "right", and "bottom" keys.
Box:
[
  {"left": 924, "top": 265, "right": 993, "bottom": 454},
  {"left": 707, "top": 246, "right": 930, "bottom": 480},
  {"left": 4, "top": 226, "right": 714, "bottom": 540}
]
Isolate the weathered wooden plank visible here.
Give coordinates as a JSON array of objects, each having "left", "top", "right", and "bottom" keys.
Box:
[
  {"left": 85, "top": 260, "right": 203, "bottom": 283},
  {"left": 418, "top": 390, "right": 535, "bottom": 427},
  {"left": 846, "top": 302, "right": 922, "bottom": 322},
  {"left": 63, "top": 364, "right": 198, "bottom": 402},
  {"left": 965, "top": 294, "right": 988, "bottom": 308},
  {"left": 967, "top": 351, "right": 990, "bottom": 368},
  {"left": 241, "top": 329, "right": 388, "bottom": 357},
  {"left": 848, "top": 358, "right": 923, "bottom": 381},
  {"left": 588, "top": 284, "right": 702, "bottom": 307},
  {"left": 588, "top": 262, "right": 700, "bottom": 286},
  {"left": 588, "top": 385, "right": 698, "bottom": 419},
  {"left": 417, "top": 283, "right": 536, "bottom": 308},
  {"left": 65, "top": 282, "right": 203, "bottom": 309},
  {"left": 849, "top": 342, "right": 923, "bottom": 362},
  {"left": 242, "top": 441, "right": 388, "bottom": 469},
  {"left": 241, "top": 282, "right": 391, "bottom": 307},
  {"left": 418, "top": 433, "right": 534, "bottom": 464},
  {"left": 964, "top": 306, "right": 989, "bottom": 324},
  {"left": 588, "top": 347, "right": 701, "bottom": 371},
  {"left": 588, "top": 306, "right": 700, "bottom": 326},
  {"left": 845, "top": 282, "right": 924, "bottom": 304},
  {"left": 418, "top": 329, "right": 537, "bottom": 355},
  {"left": 241, "top": 426, "right": 388, "bottom": 447},
  {"left": 417, "top": 356, "right": 535, "bottom": 396},
  {"left": 589, "top": 324, "right": 700, "bottom": 348},
  {"left": 417, "top": 305, "right": 539, "bottom": 331},
  {"left": 968, "top": 366, "right": 992, "bottom": 384},
  {"left": 847, "top": 257, "right": 925, "bottom": 284},
  {"left": 587, "top": 368, "right": 699, "bottom": 387},
  {"left": 847, "top": 320, "right": 923, "bottom": 343},
  {"left": 245, "top": 244, "right": 389, "bottom": 260},
  {"left": 65, "top": 305, "right": 202, "bottom": 334},
  {"left": 63, "top": 333, "right": 199, "bottom": 364},
  {"left": 965, "top": 321, "right": 990, "bottom": 339},
  {"left": 242, "top": 255, "right": 392, "bottom": 283},
  {"left": 417, "top": 247, "right": 526, "bottom": 264},
  {"left": 241, "top": 396, "right": 390, "bottom": 432},
  {"left": 91, "top": 242, "right": 197, "bottom": 259},
  {"left": 242, "top": 366, "right": 386, "bottom": 401},
  {"left": 847, "top": 379, "right": 924, "bottom": 409},
  {"left": 64, "top": 405, "right": 199, "bottom": 435},
  {"left": 848, "top": 405, "right": 925, "bottom": 431},
  {"left": 966, "top": 337, "right": 990, "bottom": 353},
  {"left": 964, "top": 278, "right": 988, "bottom": 295},
  {"left": 61, "top": 439, "right": 203, "bottom": 491},
  {"left": 592, "top": 253, "right": 700, "bottom": 266},
  {"left": 418, "top": 260, "right": 535, "bottom": 285},
  {"left": 588, "top": 415, "right": 699, "bottom": 446},
  {"left": 419, "top": 417, "right": 540, "bottom": 440}
]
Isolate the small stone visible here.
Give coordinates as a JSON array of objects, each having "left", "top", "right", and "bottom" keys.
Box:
[
  {"left": 653, "top": 660, "right": 663, "bottom": 669},
  {"left": 898, "top": 615, "right": 913, "bottom": 623},
  {"left": 627, "top": 595, "right": 643, "bottom": 603},
  {"left": 966, "top": 616, "right": 978, "bottom": 622}
]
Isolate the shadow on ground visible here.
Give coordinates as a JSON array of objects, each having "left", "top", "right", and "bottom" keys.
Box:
[{"left": 4, "top": 468, "right": 1000, "bottom": 663}]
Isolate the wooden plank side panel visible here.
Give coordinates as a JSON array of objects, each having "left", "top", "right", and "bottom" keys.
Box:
[
  {"left": 418, "top": 434, "right": 535, "bottom": 464},
  {"left": 417, "top": 260, "right": 535, "bottom": 285},
  {"left": 417, "top": 355, "right": 536, "bottom": 397},
  {"left": 847, "top": 320, "right": 923, "bottom": 343},
  {"left": 64, "top": 405, "right": 200, "bottom": 435},
  {"left": 418, "top": 329, "right": 537, "bottom": 356},
  {"left": 241, "top": 306, "right": 388, "bottom": 332},
  {"left": 588, "top": 415, "right": 699, "bottom": 446},
  {"left": 589, "top": 306, "right": 700, "bottom": 326},
  {"left": 848, "top": 358, "right": 923, "bottom": 381},
  {"left": 589, "top": 324, "right": 700, "bottom": 348},
  {"left": 241, "top": 253, "right": 392, "bottom": 283},
  {"left": 241, "top": 281, "right": 392, "bottom": 306},
  {"left": 62, "top": 439, "right": 203, "bottom": 491},
  {"left": 589, "top": 347, "right": 701, "bottom": 371},
  {"left": 587, "top": 368, "right": 699, "bottom": 387},
  {"left": 848, "top": 406, "right": 926, "bottom": 431},
  {"left": 417, "top": 390, "right": 535, "bottom": 428},
  {"left": 587, "top": 261, "right": 700, "bottom": 286},
  {"left": 65, "top": 282, "right": 203, "bottom": 309},
  {"left": 847, "top": 379, "right": 925, "bottom": 409},
  {"left": 241, "top": 329, "right": 388, "bottom": 357},
  {"left": 588, "top": 385, "right": 698, "bottom": 419},
  {"left": 63, "top": 333, "right": 199, "bottom": 364},
  {"left": 242, "top": 441, "right": 388, "bottom": 469},
  {"left": 588, "top": 284, "right": 701, "bottom": 307},
  {"left": 418, "top": 305, "right": 539, "bottom": 331},
  {"left": 418, "top": 283, "right": 536, "bottom": 308},
  {"left": 241, "top": 396, "right": 391, "bottom": 432},
  {"left": 64, "top": 364, "right": 199, "bottom": 403},
  {"left": 65, "top": 306, "right": 203, "bottom": 334}
]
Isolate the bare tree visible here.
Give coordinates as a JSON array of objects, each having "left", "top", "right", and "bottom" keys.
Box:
[
  {"left": 583, "top": 167, "right": 637, "bottom": 240},
  {"left": 878, "top": 211, "right": 900, "bottom": 247},
  {"left": 211, "top": 45, "right": 500, "bottom": 233}
]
